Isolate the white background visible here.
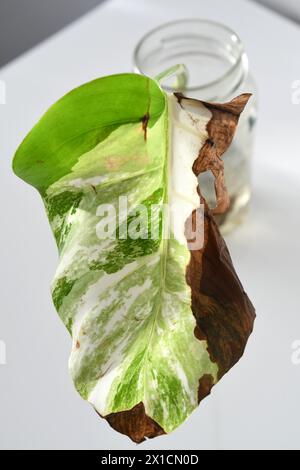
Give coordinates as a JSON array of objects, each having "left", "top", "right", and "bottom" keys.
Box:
[{"left": 0, "top": 0, "right": 300, "bottom": 450}]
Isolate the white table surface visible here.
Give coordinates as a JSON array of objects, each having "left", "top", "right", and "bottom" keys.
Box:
[{"left": 1, "top": 0, "right": 300, "bottom": 450}]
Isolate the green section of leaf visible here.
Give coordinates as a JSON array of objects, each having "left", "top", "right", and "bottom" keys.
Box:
[
  {"left": 13, "top": 74, "right": 165, "bottom": 194},
  {"left": 45, "top": 191, "right": 83, "bottom": 221},
  {"left": 89, "top": 188, "right": 163, "bottom": 274},
  {"left": 52, "top": 276, "right": 76, "bottom": 312}
]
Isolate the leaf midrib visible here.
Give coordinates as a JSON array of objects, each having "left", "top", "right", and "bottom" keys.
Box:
[{"left": 140, "top": 93, "right": 170, "bottom": 416}]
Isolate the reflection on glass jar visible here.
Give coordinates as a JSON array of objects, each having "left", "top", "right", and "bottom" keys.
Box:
[{"left": 133, "top": 19, "right": 257, "bottom": 234}]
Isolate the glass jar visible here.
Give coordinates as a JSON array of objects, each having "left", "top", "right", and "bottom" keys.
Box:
[{"left": 133, "top": 19, "right": 257, "bottom": 234}]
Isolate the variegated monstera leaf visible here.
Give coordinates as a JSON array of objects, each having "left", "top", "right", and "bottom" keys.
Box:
[{"left": 13, "top": 73, "right": 255, "bottom": 443}]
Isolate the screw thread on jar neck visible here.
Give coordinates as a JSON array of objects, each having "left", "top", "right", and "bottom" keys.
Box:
[{"left": 134, "top": 19, "right": 249, "bottom": 101}]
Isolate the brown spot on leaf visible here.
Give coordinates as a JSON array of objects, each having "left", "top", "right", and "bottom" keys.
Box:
[
  {"left": 174, "top": 91, "right": 184, "bottom": 105},
  {"left": 194, "top": 325, "right": 207, "bottom": 341},
  {"left": 105, "top": 154, "right": 130, "bottom": 171},
  {"left": 198, "top": 374, "right": 214, "bottom": 403},
  {"left": 141, "top": 112, "right": 150, "bottom": 141},
  {"left": 76, "top": 341, "right": 80, "bottom": 349}
]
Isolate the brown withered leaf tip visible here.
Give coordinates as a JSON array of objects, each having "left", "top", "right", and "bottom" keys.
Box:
[
  {"left": 98, "top": 403, "right": 165, "bottom": 444},
  {"left": 98, "top": 93, "right": 255, "bottom": 443}
]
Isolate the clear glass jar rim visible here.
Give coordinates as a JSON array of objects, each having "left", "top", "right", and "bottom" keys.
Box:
[{"left": 133, "top": 18, "right": 248, "bottom": 94}]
